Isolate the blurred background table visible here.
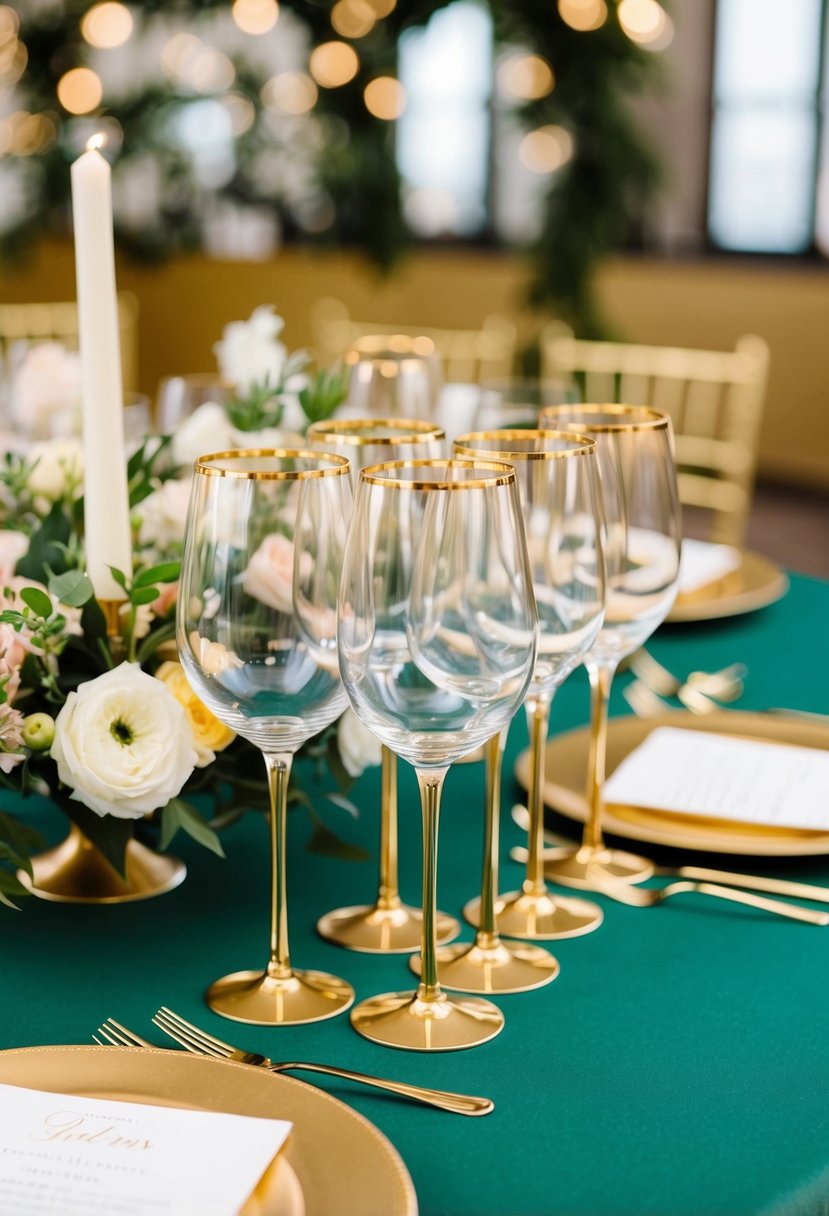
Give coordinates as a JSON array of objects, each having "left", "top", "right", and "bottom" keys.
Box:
[{"left": 2, "top": 572, "right": 829, "bottom": 1216}]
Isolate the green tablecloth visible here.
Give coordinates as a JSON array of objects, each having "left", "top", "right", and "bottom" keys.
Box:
[{"left": 2, "top": 572, "right": 829, "bottom": 1216}]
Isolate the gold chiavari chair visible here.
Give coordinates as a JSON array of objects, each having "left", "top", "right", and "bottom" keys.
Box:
[
  {"left": 0, "top": 291, "right": 140, "bottom": 393},
  {"left": 540, "top": 322, "right": 770, "bottom": 546},
  {"left": 312, "top": 296, "right": 517, "bottom": 385}
]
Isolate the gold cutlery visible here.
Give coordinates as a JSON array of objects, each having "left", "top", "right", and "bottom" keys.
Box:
[
  {"left": 510, "top": 807, "right": 829, "bottom": 908},
  {"left": 629, "top": 649, "right": 746, "bottom": 702},
  {"left": 582, "top": 866, "right": 829, "bottom": 924},
  {"left": 624, "top": 678, "right": 719, "bottom": 718},
  {"left": 95, "top": 1014, "right": 494, "bottom": 1117}
]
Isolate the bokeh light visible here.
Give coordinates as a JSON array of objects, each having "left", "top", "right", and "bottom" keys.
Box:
[
  {"left": 261, "top": 71, "right": 319, "bottom": 114},
  {"left": 0, "top": 5, "right": 19, "bottom": 43},
  {"left": 331, "top": 0, "right": 376, "bottom": 39},
  {"left": 232, "top": 0, "right": 280, "bottom": 36},
  {"left": 519, "top": 125, "right": 574, "bottom": 173},
  {"left": 618, "top": 0, "right": 673, "bottom": 50},
  {"left": 496, "top": 53, "right": 555, "bottom": 101},
  {"left": 309, "top": 41, "right": 359, "bottom": 88},
  {"left": 558, "top": 0, "right": 608, "bottom": 32},
  {"left": 57, "top": 67, "right": 103, "bottom": 115},
  {"left": 222, "top": 92, "right": 256, "bottom": 134},
  {"left": 365, "top": 0, "right": 396, "bottom": 15},
  {"left": 81, "top": 3, "right": 134, "bottom": 50},
  {"left": 364, "top": 76, "right": 406, "bottom": 120}
]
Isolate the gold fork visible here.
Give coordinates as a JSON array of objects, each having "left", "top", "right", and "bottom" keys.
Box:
[
  {"left": 630, "top": 650, "right": 745, "bottom": 702},
  {"left": 584, "top": 865, "right": 829, "bottom": 923},
  {"left": 509, "top": 805, "right": 829, "bottom": 910},
  {"left": 96, "top": 1013, "right": 493, "bottom": 1117}
]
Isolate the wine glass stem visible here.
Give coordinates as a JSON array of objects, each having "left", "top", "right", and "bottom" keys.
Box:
[
  {"left": 583, "top": 662, "right": 616, "bottom": 854},
  {"left": 263, "top": 752, "right": 293, "bottom": 981},
  {"left": 525, "top": 695, "right": 552, "bottom": 897},
  {"left": 414, "top": 766, "right": 448, "bottom": 1003},
  {"left": 377, "top": 745, "right": 401, "bottom": 911},
  {"left": 477, "top": 732, "right": 505, "bottom": 943}
]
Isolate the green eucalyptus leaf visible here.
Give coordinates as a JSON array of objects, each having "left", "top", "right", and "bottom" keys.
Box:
[{"left": 48, "top": 569, "right": 95, "bottom": 609}]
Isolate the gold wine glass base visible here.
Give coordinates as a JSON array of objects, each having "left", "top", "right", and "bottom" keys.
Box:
[
  {"left": 465, "top": 890, "right": 603, "bottom": 940},
  {"left": 18, "top": 825, "right": 186, "bottom": 904},
  {"left": 316, "top": 903, "right": 460, "bottom": 954},
  {"left": 350, "top": 988, "right": 504, "bottom": 1051},
  {"left": 206, "top": 968, "right": 355, "bottom": 1026},
  {"left": 542, "top": 845, "right": 655, "bottom": 888},
  {"left": 409, "top": 938, "right": 560, "bottom": 994}
]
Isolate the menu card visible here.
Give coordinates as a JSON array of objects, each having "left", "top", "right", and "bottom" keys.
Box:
[
  {"left": 603, "top": 726, "right": 829, "bottom": 831},
  {"left": 0, "top": 1082, "right": 292, "bottom": 1216},
  {"left": 678, "top": 538, "right": 742, "bottom": 595}
]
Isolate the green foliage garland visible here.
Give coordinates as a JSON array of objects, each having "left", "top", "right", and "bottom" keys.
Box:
[{"left": 7, "top": 0, "right": 664, "bottom": 335}]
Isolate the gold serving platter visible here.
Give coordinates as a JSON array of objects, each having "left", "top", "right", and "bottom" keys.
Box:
[
  {"left": 515, "top": 710, "right": 829, "bottom": 857},
  {"left": 0, "top": 1045, "right": 417, "bottom": 1216},
  {"left": 667, "top": 550, "right": 788, "bottom": 623}
]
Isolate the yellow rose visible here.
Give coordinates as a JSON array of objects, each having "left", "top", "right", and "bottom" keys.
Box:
[{"left": 155, "top": 661, "right": 235, "bottom": 767}]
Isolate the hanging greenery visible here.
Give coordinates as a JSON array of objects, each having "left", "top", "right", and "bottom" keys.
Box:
[{"left": 3, "top": 0, "right": 666, "bottom": 335}]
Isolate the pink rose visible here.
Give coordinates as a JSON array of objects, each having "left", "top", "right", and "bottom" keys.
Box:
[
  {"left": 243, "top": 533, "right": 302, "bottom": 614},
  {"left": 0, "top": 704, "right": 25, "bottom": 772},
  {"left": 152, "top": 581, "right": 179, "bottom": 618}
]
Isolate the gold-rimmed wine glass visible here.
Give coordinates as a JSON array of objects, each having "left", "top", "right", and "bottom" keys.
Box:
[
  {"left": 343, "top": 340, "right": 438, "bottom": 421},
  {"left": 338, "top": 458, "right": 538, "bottom": 1050},
  {"left": 537, "top": 405, "right": 682, "bottom": 887},
  {"left": 476, "top": 377, "right": 580, "bottom": 430},
  {"left": 307, "top": 418, "right": 460, "bottom": 954},
  {"left": 452, "top": 431, "right": 606, "bottom": 948},
  {"left": 177, "top": 449, "right": 356, "bottom": 1025}
]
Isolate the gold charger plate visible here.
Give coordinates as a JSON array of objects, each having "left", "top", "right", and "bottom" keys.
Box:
[
  {"left": 0, "top": 1045, "right": 417, "bottom": 1216},
  {"left": 667, "top": 549, "right": 788, "bottom": 623},
  {"left": 515, "top": 710, "right": 829, "bottom": 857}
]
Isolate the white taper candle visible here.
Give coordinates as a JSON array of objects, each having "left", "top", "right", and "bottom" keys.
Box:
[{"left": 70, "top": 135, "right": 132, "bottom": 601}]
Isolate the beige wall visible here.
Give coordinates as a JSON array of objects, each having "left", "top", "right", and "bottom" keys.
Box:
[{"left": 2, "top": 241, "right": 829, "bottom": 489}]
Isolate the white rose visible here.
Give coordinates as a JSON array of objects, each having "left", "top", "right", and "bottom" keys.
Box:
[
  {"left": 11, "top": 342, "right": 82, "bottom": 439},
  {"left": 51, "top": 662, "right": 197, "bottom": 820},
  {"left": 0, "top": 530, "right": 29, "bottom": 587},
  {"left": 138, "top": 478, "right": 192, "bottom": 549},
  {"left": 213, "top": 305, "right": 288, "bottom": 392},
  {"left": 28, "top": 437, "right": 84, "bottom": 501},
  {"left": 337, "top": 707, "right": 382, "bottom": 778},
  {"left": 171, "top": 401, "right": 235, "bottom": 469}
]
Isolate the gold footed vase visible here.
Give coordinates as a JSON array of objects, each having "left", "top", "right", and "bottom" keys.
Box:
[{"left": 18, "top": 823, "right": 186, "bottom": 904}]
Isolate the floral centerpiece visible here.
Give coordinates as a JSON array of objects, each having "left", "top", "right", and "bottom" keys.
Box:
[{"left": 0, "top": 306, "right": 379, "bottom": 908}]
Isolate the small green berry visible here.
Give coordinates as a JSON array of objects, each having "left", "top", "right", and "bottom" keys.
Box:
[{"left": 21, "top": 712, "right": 55, "bottom": 751}]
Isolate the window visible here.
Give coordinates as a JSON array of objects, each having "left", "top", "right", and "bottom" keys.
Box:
[{"left": 709, "top": 0, "right": 826, "bottom": 254}]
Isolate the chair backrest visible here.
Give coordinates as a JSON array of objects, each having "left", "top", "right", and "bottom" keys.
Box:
[
  {"left": 540, "top": 322, "right": 771, "bottom": 546},
  {"left": 0, "top": 292, "right": 140, "bottom": 393},
  {"left": 312, "top": 296, "right": 517, "bottom": 385}
]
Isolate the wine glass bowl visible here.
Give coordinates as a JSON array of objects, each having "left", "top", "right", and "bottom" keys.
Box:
[
  {"left": 338, "top": 458, "right": 539, "bottom": 1050},
  {"left": 177, "top": 449, "right": 356, "bottom": 1025},
  {"left": 536, "top": 405, "right": 682, "bottom": 887},
  {"left": 343, "top": 342, "right": 438, "bottom": 421}
]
